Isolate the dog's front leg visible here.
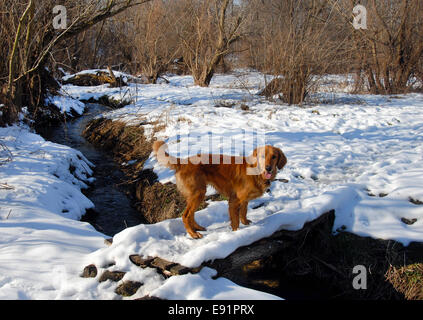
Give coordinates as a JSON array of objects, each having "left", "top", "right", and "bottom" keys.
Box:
[
  {"left": 228, "top": 196, "right": 240, "bottom": 231},
  {"left": 239, "top": 201, "right": 251, "bottom": 226}
]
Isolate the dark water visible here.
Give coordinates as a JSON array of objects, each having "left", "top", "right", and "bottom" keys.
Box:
[{"left": 39, "top": 103, "right": 146, "bottom": 237}]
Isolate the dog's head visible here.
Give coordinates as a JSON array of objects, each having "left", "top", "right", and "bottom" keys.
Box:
[{"left": 249, "top": 145, "right": 287, "bottom": 180}]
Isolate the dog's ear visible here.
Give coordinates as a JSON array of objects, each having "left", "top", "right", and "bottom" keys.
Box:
[
  {"left": 247, "top": 148, "right": 258, "bottom": 167},
  {"left": 275, "top": 147, "right": 287, "bottom": 169}
]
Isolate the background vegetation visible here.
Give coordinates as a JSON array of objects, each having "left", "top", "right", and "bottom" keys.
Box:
[{"left": 1, "top": 0, "right": 423, "bottom": 125}]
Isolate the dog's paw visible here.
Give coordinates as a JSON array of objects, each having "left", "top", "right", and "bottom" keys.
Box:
[
  {"left": 193, "top": 224, "right": 206, "bottom": 232},
  {"left": 241, "top": 219, "right": 251, "bottom": 226},
  {"left": 188, "top": 231, "right": 203, "bottom": 239}
]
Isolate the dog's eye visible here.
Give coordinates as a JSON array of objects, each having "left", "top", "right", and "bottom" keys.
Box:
[{"left": 271, "top": 155, "right": 276, "bottom": 160}]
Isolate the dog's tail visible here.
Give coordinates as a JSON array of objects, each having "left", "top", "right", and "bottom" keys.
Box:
[{"left": 152, "top": 140, "right": 180, "bottom": 171}]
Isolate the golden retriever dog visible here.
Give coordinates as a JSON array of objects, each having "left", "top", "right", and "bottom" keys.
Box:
[{"left": 153, "top": 140, "right": 287, "bottom": 239}]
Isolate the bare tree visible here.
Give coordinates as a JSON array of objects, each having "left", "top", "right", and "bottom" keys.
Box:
[
  {"left": 249, "top": 0, "right": 349, "bottom": 105},
  {"left": 132, "top": 0, "right": 180, "bottom": 83},
  {"left": 175, "top": 0, "right": 243, "bottom": 87},
  {"left": 334, "top": 0, "right": 423, "bottom": 94},
  {"left": 1, "top": 0, "right": 151, "bottom": 125}
]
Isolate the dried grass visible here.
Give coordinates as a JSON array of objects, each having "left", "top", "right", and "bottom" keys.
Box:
[{"left": 386, "top": 264, "right": 423, "bottom": 300}]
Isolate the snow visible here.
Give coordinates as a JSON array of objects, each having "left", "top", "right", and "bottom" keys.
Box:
[
  {"left": 45, "top": 92, "right": 86, "bottom": 115},
  {"left": 150, "top": 267, "right": 280, "bottom": 300},
  {"left": 0, "top": 126, "right": 104, "bottom": 299},
  {"left": 1, "top": 69, "right": 423, "bottom": 300}
]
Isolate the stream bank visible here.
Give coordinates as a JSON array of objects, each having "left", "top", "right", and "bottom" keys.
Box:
[{"left": 37, "top": 103, "right": 146, "bottom": 237}]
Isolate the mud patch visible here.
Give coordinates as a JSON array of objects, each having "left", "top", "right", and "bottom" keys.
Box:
[{"left": 133, "top": 169, "right": 186, "bottom": 223}]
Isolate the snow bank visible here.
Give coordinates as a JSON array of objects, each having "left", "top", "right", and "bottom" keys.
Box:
[
  {"left": 45, "top": 93, "right": 86, "bottom": 116},
  {"left": 0, "top": 126, "right": 105, "bottom": 299}
]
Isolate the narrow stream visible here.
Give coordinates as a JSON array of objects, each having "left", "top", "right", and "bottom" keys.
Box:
[{"left": 39, "top": 103, "right": 146, "bottom": 237}]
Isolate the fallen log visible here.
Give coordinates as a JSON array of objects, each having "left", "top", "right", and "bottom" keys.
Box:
[
  {"left": 63, "top": 67, "right": 127, "bottom": 87},
  {"left": 203, "top": 209, "right": 335, "bottom": 278}
]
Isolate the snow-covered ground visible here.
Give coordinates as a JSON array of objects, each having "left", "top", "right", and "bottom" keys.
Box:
[
  {"left": 1, "top": 69, "right": 422, "bottom": 299},
  {"left": 0, "top": 126, "right": 103, "bottom": 299}
]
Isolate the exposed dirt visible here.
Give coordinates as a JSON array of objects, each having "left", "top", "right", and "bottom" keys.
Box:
[
  {"left": 134, "top": 171, "right": 186, "bottom": 223},
  {"left": 83, "top": 117, "right": 186, "bottom": 223}
]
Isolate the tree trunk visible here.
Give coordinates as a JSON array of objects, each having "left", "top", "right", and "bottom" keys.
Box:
[
  {"left": 1, "top": 89, "right": 19, "bottom": 125},
  {"left": 182, "top": 0, "right": 241, "bottom": 88},
  {"left": 194, "top": 66, "right": 217, "bottom": 87}
]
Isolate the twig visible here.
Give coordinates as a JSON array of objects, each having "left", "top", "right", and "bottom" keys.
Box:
[
  {"left": 6, "top": 209, "right": 12, "bottom": 220},
  {"left": 311, "top": 254, "right": 345, "bottom": 277},
  {"left": 0, "top": 183, "right": 15, "bottom": 190},
  {"left": 115, "top": 177, "right": 142, "bottom": 186},
  {"left": 0, "top": 141, "right": 13, "bottom": 165}
]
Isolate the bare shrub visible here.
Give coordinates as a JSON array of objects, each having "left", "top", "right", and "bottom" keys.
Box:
[
  {"left": 132, "top": 1, "right": 180, "bottom": 83},
  {"left": 247, "top": 0, "right": 351, "bottom": 105},
  {"left": 174, "top": 0, "right": 243, "bottom": 87},
  {"left": 334, "top": 0, "right": 423, "bottom": 94}
]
